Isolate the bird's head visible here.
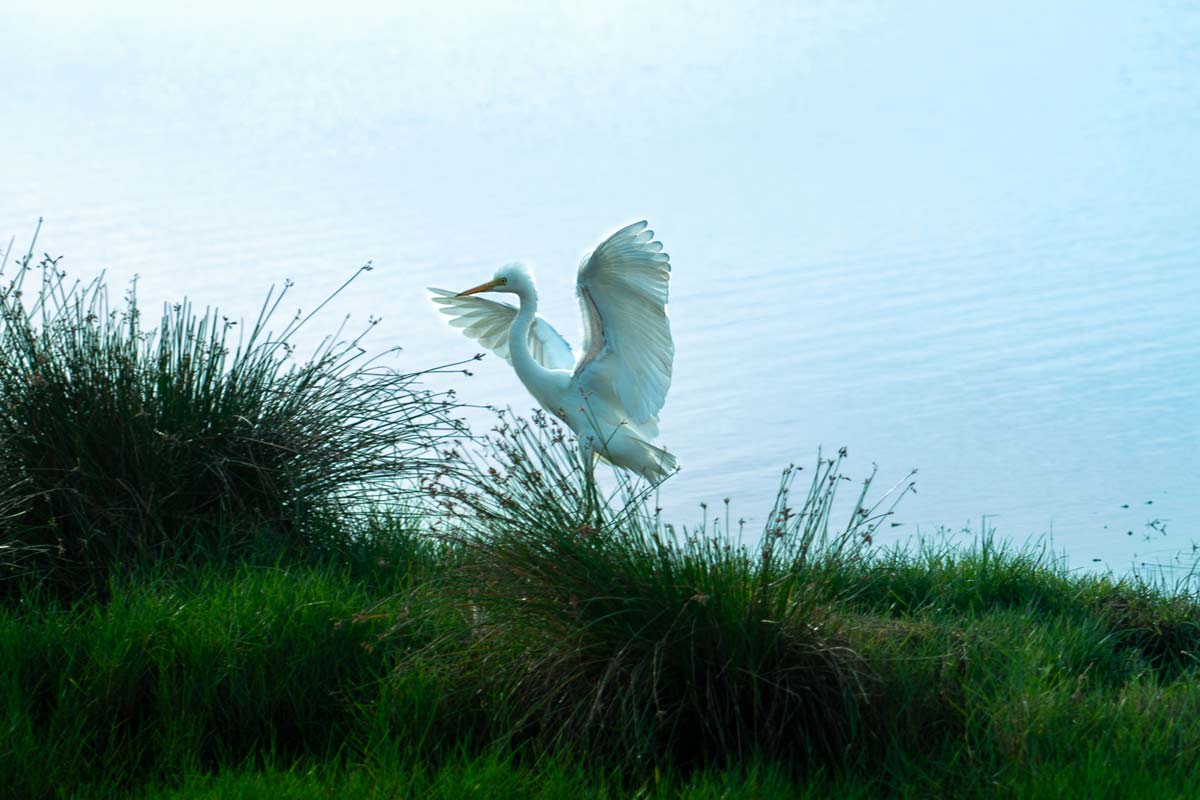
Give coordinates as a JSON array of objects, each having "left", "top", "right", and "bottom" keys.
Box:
[{"left": 456, "top": 262, "right": 533, "bottom": 298}]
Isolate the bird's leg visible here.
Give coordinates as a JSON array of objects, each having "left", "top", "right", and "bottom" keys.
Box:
[{"left": 579, "top": 436, "right": 601, "bottom": 524}]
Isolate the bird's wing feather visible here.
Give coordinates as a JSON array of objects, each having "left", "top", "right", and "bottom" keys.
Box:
[
  {"left": 429, "top": 288, "right": 575, "bottom": 371},
  {"left": 575, "top": 220, "right": 673, "bottom": 424}
]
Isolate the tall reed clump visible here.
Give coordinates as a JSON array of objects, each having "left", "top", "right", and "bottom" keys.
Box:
[
  {"left": 0, "top": 238, "right": 464, "bottom": 599},
  {"left": 416, "top": 411, "right": 914, "bottom": 770}
]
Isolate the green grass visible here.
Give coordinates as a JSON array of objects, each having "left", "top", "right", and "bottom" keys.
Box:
[
  {"left": 1, "top": 562, "right": 414, "bottom": 797},
  {"left": 4, "top": 480, "right": 1198, "bottom": 799},
  {"left": 127, "top": 752, "right": 881, "bottom": 800},
  {"left": 3, "top": 526, "right": 1198, "bottom": 799},
  {"left": 2, "top": 251, "right": 1198, "bottom": 798}
]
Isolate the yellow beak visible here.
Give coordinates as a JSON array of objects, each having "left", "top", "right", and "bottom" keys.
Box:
[{"left": 456, "top": 278, "right": 506, "bottom": 297}]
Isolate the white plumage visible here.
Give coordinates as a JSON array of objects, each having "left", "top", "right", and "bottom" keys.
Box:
[
  {"left": 426, "top": 289, "right": 576, "bottom": 371},
  {"left": 430, "top": 220, "right": 677, "bottom": 481}
]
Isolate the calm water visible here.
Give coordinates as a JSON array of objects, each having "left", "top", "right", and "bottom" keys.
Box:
[{"left": 4, "top": 2, "right": 1198, "bottom": 572}]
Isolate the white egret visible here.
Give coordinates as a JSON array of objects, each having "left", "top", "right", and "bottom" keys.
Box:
[{"left": 430, "top": 221, "right": 677, "bottom": 482}]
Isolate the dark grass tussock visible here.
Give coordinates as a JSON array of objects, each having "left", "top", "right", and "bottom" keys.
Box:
[
  {"left": 411, "top": 414, "right": 927, "bottom": 768},
  {"left": 0, "top": 240, "right": 463, "bottom": 599}
]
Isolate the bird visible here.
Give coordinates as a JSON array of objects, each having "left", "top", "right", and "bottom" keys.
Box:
[{"left": 430, "top": 220, "right": 677, "bottom": 482}]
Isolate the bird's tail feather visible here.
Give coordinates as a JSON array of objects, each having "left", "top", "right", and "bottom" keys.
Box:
[{"left": 634, "top": 438, "right": 677, "bottom": 482}]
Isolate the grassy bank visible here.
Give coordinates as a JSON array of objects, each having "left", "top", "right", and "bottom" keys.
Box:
[
  {"left": 2, "top": 253, "right": 1198, "bottom": 798},
  {"left": 3, "top": 519, "right": 1199, "bottom": 798}
]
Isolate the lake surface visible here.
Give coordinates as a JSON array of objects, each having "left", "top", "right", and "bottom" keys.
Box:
[{"left": 4, "top": 2, "right": 1198, "bottom": 573}]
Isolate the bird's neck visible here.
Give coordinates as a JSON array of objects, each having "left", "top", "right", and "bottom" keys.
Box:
[
  {"left": 509, "top": 288, "right": 539, "bottom": 376},
  {"left": 508, "top": 288, "right": 556, "bottom": 401}
]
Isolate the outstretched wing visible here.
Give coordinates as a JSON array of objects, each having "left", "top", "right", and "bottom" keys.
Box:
[
  {"left": 429, "top": 288, "right": 575, "bottom": 371},
  {"left": 575, "top": 220, "right": 673, "bottom": 424}
]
